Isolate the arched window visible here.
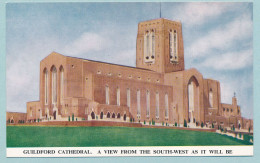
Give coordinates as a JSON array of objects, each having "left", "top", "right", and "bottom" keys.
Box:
[
  {"left": 100, "top": 112, "right": 103, "bottom": 119},
  {"left": 156, "top": 92, "right": 159, "bottom": 118},
  {"left": 105, "top": 85, "right": 109, "bottom": 104},
  {"left": 127, "top": 88, "right": 131, "bottom": 108},
  {"left": 209, "top": 88, "right": 213, "bottom": 108},
  {"left": 107, "top": 112, "right": 110, "bottom": 118},
  {"left": 91, "top": 112, "right": 95, "bottom": 119},
  {"left": 117, "top": 87, "right": 120, "bottom": 106},
  {"left": 112, "top": 113, "right": 115, "bottom": 118},
  {"left": 165, "top": 94, "right": 169, "bottom": 118},
  {"left": 137, "top": 90, "right": 141, "bottom": 117},
  {"left": 60, "top": 66, "right": 64, "bottom": 105},
  {"left": 44, "top": 69, "right": 48, "bottom": 105},
  {"left": 146, "top": 90, "right": 150, "bottom": 117},
  {"left": 51, "top": 66, "right": 57, "bottom": 104}
]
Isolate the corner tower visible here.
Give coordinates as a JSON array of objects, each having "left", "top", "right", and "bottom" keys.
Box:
[{"left": 136, "top": 18, "right": 184, "bottom": 73}]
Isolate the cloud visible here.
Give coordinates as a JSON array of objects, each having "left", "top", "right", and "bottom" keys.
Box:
[
  {"left": 173, "top": 3, "right": 232, "bottom": 25},
  {"left": 61, "top": 32, "right": 112, "bottom": 56},
  {"left": 200, "top": 49, "right": 253, "bottom": 70},
  {"left": 187, "top": 13, "right": 252, "bottom": 58}
]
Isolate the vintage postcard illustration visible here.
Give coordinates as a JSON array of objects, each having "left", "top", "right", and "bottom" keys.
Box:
[{"left": 5, "top": 2, "right": 253, "bottom": 157}]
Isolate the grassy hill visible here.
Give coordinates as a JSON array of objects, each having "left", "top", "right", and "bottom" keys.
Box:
[{"left": 7, "top": 126, "right": 252, "bottom": 147}]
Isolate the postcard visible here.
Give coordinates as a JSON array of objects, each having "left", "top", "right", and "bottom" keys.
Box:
[{"left": 5, "top": 2, "right": 253, "bottom": 157}]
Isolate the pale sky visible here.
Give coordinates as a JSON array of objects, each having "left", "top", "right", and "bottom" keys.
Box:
[{"left": 6, "top": 2, "right": 253, "bottom": 119}]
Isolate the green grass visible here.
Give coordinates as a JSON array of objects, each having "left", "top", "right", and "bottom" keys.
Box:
[{"left": 7, "top": 126, "right": 253, "bottom": 147}]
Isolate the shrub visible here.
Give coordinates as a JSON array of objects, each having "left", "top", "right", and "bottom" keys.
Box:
[
  {"left": 38, "top": 118, "right": 40, "bottom": 123},
  {"left": 212, "top": 123, "right": 214, "bottom": 129},
  {"left": 184, "top": 119, "right": 187, "bottom": 127},
  {"left": 72, "top": 114, "right": 74, "bottom": 121},
  {"left": 130, "top": 118, "right": 132, "bottom": 123},
  {"left": 201, "top": 122, "right": 204, "bottom": 128},
  {"left": 76, "top": 118, "right": 78, "bottom": 121},
  {"left": 144, "top": 120, "right": 146, "bottom": 125},
  {"left": 249, "top": 127, "right": 251, "bottom": 133},
  {"left": 224, "top": 128, "right": 227, "bottom": 133},
  {"left": 175, "top": 122, "right": 177, "bottom": 127},
  {"left": 162, "top": 122, "right": 164, "bottom": 126},
  {"left": 149, "top": 121, "right": 151, "bottom": 125},
  {"left": 68, "top": 116, "right": 70, "bottom": 121}
]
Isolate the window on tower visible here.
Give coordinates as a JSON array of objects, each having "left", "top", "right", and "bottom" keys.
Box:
[
  {"left": 144, "top": 29, "right": 155, "bottom": 63},
  {"left": 169, "top": 30, "right": 178, "bottom": 63}
]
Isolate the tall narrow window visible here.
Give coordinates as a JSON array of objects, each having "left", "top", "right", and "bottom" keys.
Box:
[
  {"left": 60, "top": 66, "right": 64, "bottom": 105},
  {"left": 151, "top": 31, "right": 155, "bottom": 58},
  {"left": 127, "top": 88, "right": 131, "bottom": 108},
  {"left": 146, "top": 90, "right": 150, "bottom": 117},
  {"left": 165, "top": 94, "right": 169, "bottom": 118},
  {"left": 156, "top": 92, "right": 159, "bottom": 118},
  {"left": 209, "top": 89, "right": 213, "bottom": 108},
  {"left": 105, "top": 85, "right": 109, "bottom": 105},
  {"left": 169, "top": 30, "right": 178, "bottom": 63},
  {"left": 137, "top": 89, "right": 141, "bottom": 116},
  {"left": 51, "top": 66, "right": 57, "bottom": 104},
  {"left": 144, "top": 30, "right": 155, "bottom": 63},
  {"left": 117, "top": 87, "right": 120, "bottom": 106},
  {"left": 44, "top": 69, "right": 48, "bottom": 105}
]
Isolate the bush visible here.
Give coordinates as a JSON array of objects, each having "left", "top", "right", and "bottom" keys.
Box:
[
  {"left": 224, "top": 128, "right": 227, "bottom": 133},
  {"left": 249, "top": 127, "right": 251, "bottom": 133},
  {"left": 72, "top": 114, "right": 74, "bottom": 121},
  {"left": 68, "top": 116, "right": 70, "bottom": 121},
  {"left": 184, "top": 119, "right": 187, "bottom": 127},
  {"left": 144, "top": 120, "right": 146, "bottom": 125},
  {"left": 175, "top": 122, "right": 177, "bottom": 127},
  {"left": 201, "top": 122, "right": 204, "bottom": 128},
  {"left": 76, "top": 118, "right": 78, "bottom": 121},
  {"left": 162, "top": 122, "right": 164, "bottom": 126},
  {"left": 38, "top": 118, "right": 40, "bottom": 123},
  {"left": 212, "top": 123, "right": 214, "bottom": 129},
  {"left": 130, "top": 118, "right": 132, "bottom": 123},
  {"left": 149, "top": 121, "right": 151, "bottom": 125}
]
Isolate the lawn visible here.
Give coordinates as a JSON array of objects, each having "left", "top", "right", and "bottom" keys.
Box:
[{"left": 7, "top": 126, "right": 252, "bottom": 147}]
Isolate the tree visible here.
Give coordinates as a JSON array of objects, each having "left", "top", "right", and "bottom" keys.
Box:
[
  {"left": 201, "top": 122, "right": 204, "bottom": 128},
  {"left": 184, "top": 119, "right": 187, "bottom": 127},
  {"left": 212, "top": 123, "right": 214, "bottom": 129}
]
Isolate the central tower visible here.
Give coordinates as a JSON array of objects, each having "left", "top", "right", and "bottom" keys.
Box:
[{"left": 136, "top": 18, "right": 184, "bottom": 73}]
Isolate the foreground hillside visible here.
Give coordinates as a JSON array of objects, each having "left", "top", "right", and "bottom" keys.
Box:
[{"left": 7, "top": 126, "right": 252, "bottom": 147}]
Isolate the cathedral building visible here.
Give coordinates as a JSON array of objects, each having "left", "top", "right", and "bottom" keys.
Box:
[{"left": 7, "top": 18, "right": 253, "bottom": 130}]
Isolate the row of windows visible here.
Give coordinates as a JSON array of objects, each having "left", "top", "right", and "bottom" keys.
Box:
[
  {"left": 96, "top": 71, "right": 161, "bottom": 84},
  {"left": 105, "top": 86, "right": 169, "bottom": 119},
  {"left": 44, "top": 66, "right": 64, "bottom": 105},
  {"left": 223, "top": 108, "right": 233, "bottom": 112}
]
